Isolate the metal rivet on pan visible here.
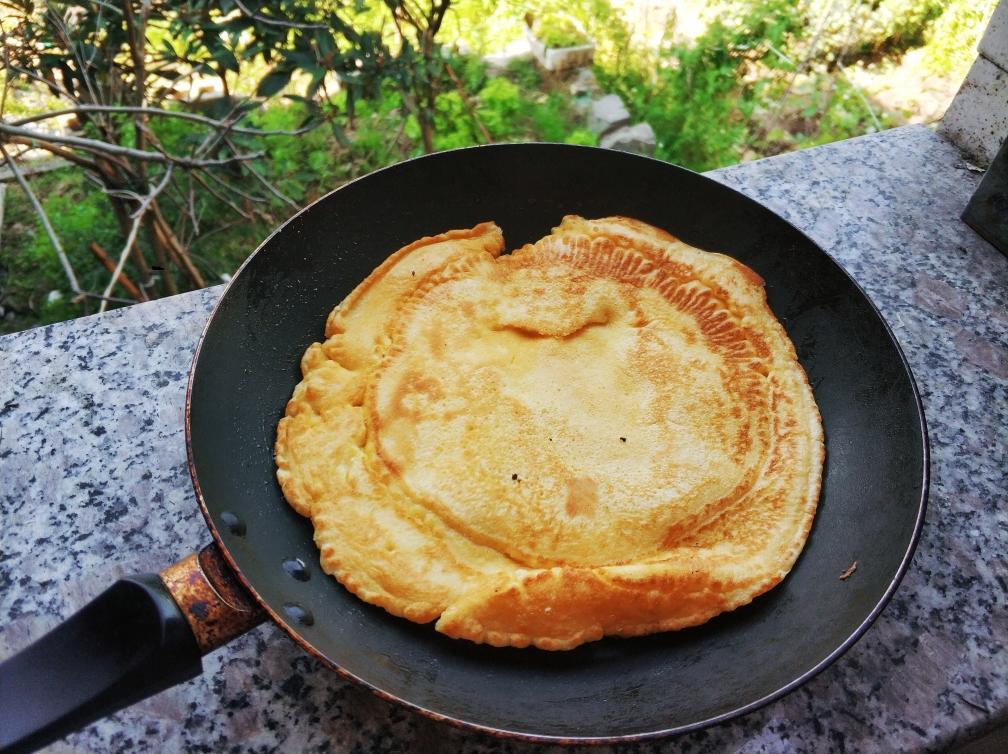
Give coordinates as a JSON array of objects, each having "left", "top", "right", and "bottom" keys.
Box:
[
  {"left": 220, "top": 511, "right": 246, "bottom": 537},
  {"left": 282, "top": 558, "right": 310, "bottom": 581},
  {"left": 283, "top": 602, "right": 314, "bottom": 627}
]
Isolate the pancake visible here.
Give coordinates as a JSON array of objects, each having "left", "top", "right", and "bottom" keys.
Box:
[{"left": 275, "top": 216, "right": 824, "bottom": 650}]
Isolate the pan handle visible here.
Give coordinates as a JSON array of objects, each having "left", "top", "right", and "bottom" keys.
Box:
[{"left": 0, "top": 543, "right": 265, "bottom": 754}]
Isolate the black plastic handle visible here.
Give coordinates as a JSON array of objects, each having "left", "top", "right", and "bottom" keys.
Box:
[{"left": 0, "top": 574, "right": 202, "bottom": 754}]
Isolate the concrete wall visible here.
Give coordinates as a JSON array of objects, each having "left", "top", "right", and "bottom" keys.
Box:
[{"left": 939, "top": 1, "right": 1008, "bottom": 168}]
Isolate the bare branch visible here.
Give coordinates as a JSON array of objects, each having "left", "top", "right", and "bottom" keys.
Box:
[
  {"left": 212, "top": 135, "right": 295, "bottom": 210},
  {"left": 9, "top": 104, "right": 314, "bottom": 136},
  {"left": 380, "top": 116, "right": 408, "bottom": 162},
  {"left": 83, "top": 1, "right": 124, "bottom": 16},
  {"left": 0, "top": 143, "right": 81, "bottom": 295},
  {"left": 187, "top": 173, "right": 200, "bottom": 236},
  {"left": 190, "top": 170, "right": 255, "bottom": 221},
  {"left": 187, "top": 219, "right": 243, "bottom": 255},
  {"left": 98, "top": 164, "right": 174, "bottom": 312},
  {"left": 89, "top": 241, "right": 145, "bottom": 301},
  {"left": 2, "top": 63, "right": 76, "bottom": 101},
  {"left": 445, "top": 61, "right": 491, "bottom": 144},
  {"left": 191, "top": 107, "right": 244, "bottom": 160},
  {"left": 233, "top": 0, "right": 329, "bottom": 29},
  {"left": 0, "top": 18, "right": 11, "bottom": 118},
  {"left": 47, "top": 7, "right": 104, "bottom": 107},
  {"left": 239, "top": 157, "right": 298, "bottom": 209},
  {"left": 76, "top": 291, "right": 137, "bottom": 305},
  {"left": 1, "top": 134, "right": 101, "bottom": 172},
  {"left": 202, "top": 167, "right": 268, "bottom": 204},
  {"left": 0, "top": 122, "right": 264, "bottom": 167}
]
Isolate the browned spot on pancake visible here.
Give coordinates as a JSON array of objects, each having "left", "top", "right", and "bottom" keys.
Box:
[
  {"left": 427, "top": 318, "right": 448, "bottom": 360},
  {"left": 386, "top": 370, "right": 444, "bottom": 422},
  {"left": 565, "top": 477, "right": 598, "bottom": 516}
]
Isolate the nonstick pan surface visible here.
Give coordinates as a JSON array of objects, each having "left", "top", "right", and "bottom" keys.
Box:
[{"left": 187, "top": 143, "right": 928, "bottom": 743}]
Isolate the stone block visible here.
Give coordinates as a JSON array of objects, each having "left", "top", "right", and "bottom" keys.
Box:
[
  {"left": 979, "top": 0, "right": 1008, "bottom": 72},
  {"left": 938, "top": 55, "right": 1008, "bottom": 168},
  {"left": 600, "top": 122, "right": 657, "bottom": 156},
  {"left": 568, "top": 67, "right": 600, "bottom": 97},
  {"left": 587, "top": 94, "right": 631, "bottom": 135}
]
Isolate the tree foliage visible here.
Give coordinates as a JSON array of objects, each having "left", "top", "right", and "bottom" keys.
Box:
[{"left": 0, "top": 0, "right": 453, "bottom": 306}]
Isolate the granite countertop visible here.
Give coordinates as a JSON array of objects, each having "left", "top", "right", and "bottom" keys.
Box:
[{"left": 1, "top": 124, "right": 1006, "bottom": 753}]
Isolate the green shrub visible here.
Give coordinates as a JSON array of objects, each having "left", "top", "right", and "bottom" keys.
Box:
[
  {"left": 1, "top": 169, "right": 123, "bottom": 324},
  {"left": 602, "top": 15, "right": 751, "bottom": 170},
  {"left": 477, "top": 77, "right": 524, "bottom": 139},
  {"left": 25, "top": 177, "right": 121, "bottom": 292},
  {"left": 504, "top": 58, "right": 543, "bottom": 90},
  {"left": 922, "top": 0, "right": 998, "bottom": 75},
  {"left": 534, "top": 16, "right": 589, "bottom": 48},
  {"left": 529, "top": 93, "right": 580, "bottom": 142},
  {"left": 810, "top": 0, "right": 945, "bottom": 63},
  {"left": 563, "top": 128, "right": 599, "bottom": 146}
]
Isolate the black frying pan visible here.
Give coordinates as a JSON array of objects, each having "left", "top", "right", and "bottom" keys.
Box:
[{"left": 0, "top": 144, "right": 928, "bottom": 751}]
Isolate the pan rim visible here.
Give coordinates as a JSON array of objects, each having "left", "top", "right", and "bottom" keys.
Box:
[{"left": 184, "top": 142, "right": 930, "bottom": 744}]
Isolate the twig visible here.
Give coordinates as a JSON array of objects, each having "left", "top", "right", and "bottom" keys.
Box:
[
  {"left": 47, "top": 7, "right": 104, "bottom": 107},
  {"left": 202, "top": 167, "right": 268, "bottom": 204},
  {"left": 82, "top": 1, "right": 124, "bottom": 16},
  {"left": 232, "top": 0, "right": 328, "bottom": 29},
  {"left": 98, "top": 165, "right": 174, "bottom": 312},
  {"left": 192, "top": 113, "right": 243, "bottom": 161},
  {"left": 190, "top": 170, "right": 255, "bottom": 221},
  {"left": 0, "top": 143, "right": 81, "bottom": 295},
  {"left": 2, "top": 64, "right": 75, "bottom": 101},
  {"left": 798, "top": 0, "right": 842, "bottom": 75},
  {"left": 122, "top": 0, "right": 149, "bottom": 198},
  {"left": 89, "top": 241, "right": 145, "bottom": 301},
  {"left": 837, "top": 66, "right": 883, "bottom": 132},
  {"left": 183, "top": 98, "right": 251, "bottom": 166},
  {"left": 185, "top": 171, "right": 199, "bottom": 236},
  {"left": 9, "top": 105, "right": 314, "bottom": 136},
  {"left": 380, "top": 117, "right": 409, "bottom": 162},
  {"left": 445, "top": 62, "right": 492, "bottom": 144},
  {"left": 0, "top": 123, "right": 264, "bottom": 168},
  {"left": 0, "top": 17, "right": 11, "bottom": 119},
  {"left": 242, "top": 159, "right": 297, "bottom": 208},
  {"left": 149, "top": 201, "right": 205, "bottom": 288},
  {"left": 224, "top": 135, "right": 297, "bottom": 208},
  {"left": 830, "top": 0, "right": 882, "bottom": 133},
  {"left": 0, "top": 135, "right": 100, "bottom": 171},
  {"left": 187, "top": 219, "right": 243, "bottom": 253},
  {"left": 76, "top": 291, "right": 137, "bottom": 305}
]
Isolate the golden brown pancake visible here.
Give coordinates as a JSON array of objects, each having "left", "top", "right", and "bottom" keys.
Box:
[{"left": 275, "top": 216, "right": 824, "bottom": 650}]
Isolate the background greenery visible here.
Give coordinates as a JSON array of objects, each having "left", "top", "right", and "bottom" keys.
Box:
[{"left": 0, "top": 0, "right": 998, "bottom": 332}]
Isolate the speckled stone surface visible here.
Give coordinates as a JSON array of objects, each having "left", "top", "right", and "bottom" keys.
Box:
[{"left": 1, "top": 124, "right": 1006, "bottom": 753}]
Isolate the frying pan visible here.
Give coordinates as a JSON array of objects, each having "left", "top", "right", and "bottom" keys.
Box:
[{"left": 0, "top": 144, "right": 928, "bottom": 752}]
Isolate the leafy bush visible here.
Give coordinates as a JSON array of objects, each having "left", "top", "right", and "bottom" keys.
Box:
[
  {"left": 504, "top": 58, "right": 543, "bottom": 90},
  {"left": 1, "top": 169, "right": 121, "bottom": 328},
  {"left": 807, "top": 0, "right": 945, "bottom": 64},
  {"left": 533, "top": 17, "right": 590, "bottom": 48},
  {"left": 600, "top": 5, "right": 777, "bottom": 170},
  {"left": 446, "top": 0, "right": 631, "bottom": 65},
  {"left": 922, "top": 0, "right": 999, "bottom": 75},
  {"left": 476, "top": 77, "right": 524, "bottom": 138},
  {"left": 562, "top": 128, "right": 600, "bottom": 146}
]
